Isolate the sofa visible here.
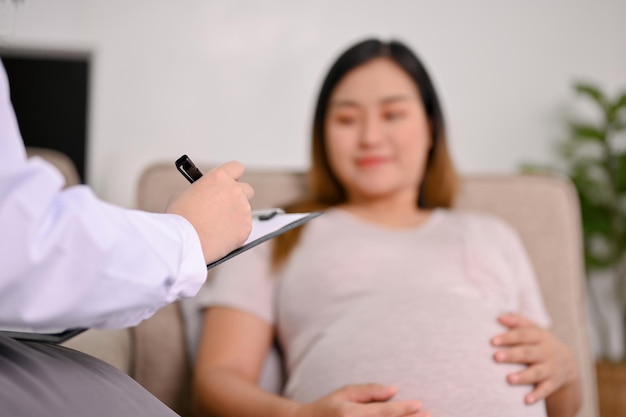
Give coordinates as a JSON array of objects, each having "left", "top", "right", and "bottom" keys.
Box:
[{"left": 54, "top": 159, "right": 598, "bottom": 417}]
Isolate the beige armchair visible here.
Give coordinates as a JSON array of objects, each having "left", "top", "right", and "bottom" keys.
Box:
[{"left": 64, "top": 161, "right": 599, "bottom": 417}]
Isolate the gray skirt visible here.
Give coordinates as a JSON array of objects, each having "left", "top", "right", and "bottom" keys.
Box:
[{"left": 0, "top": 335, "right": 178, "bottom": 417}]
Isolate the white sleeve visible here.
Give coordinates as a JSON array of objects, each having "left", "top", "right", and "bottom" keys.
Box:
[{"left": 0, "top": 60, "right": 207, "bottom": 332}]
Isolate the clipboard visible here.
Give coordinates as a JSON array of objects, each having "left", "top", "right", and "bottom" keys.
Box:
[
  {"left": 207, "top": 211, "right": 323, "bottom": 269},
  {"left": 173, "top": 155, "right": 324, "bottom": 269}
]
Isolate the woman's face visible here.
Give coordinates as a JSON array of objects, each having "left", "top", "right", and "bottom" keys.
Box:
[{"left": 324, "top": 58, "right": 431, "bottom": 205}]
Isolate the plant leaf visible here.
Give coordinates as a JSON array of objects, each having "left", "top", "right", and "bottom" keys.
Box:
[
  {"left": 612, "top": 93, "right": 626, "bottom": 111},
  {"left": 609, "top": 92, "right": 626, "bottom": 124},
  {"left": 574, "top": 83, "right": 607, "bottom": 108},
  {"left": 617, "top": 153, "right": 626, "bottom": 192},
  {"left": 570, "top": 123, "right": 605, "bottom": 142}
]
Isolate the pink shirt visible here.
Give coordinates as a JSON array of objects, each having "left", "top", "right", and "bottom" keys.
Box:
[{"left": 199, "top": 208, "right": 550, "bottom": 417}]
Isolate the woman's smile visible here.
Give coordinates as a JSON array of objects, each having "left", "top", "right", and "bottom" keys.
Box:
[{"left": 355, "top": 155, "right": 391, "bottom": 168}]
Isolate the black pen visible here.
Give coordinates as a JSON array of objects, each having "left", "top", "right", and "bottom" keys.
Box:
[{"left": 175, "top": 154, "right": 203, "bottom": 184}]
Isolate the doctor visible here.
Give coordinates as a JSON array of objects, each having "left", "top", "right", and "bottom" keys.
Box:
[{"left": 0, "top": 55, "right": 253, "bottom": 416}]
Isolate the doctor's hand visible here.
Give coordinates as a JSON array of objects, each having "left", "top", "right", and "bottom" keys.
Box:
[
  {"left": 293, "top": 384, "right": 429, "bottom": 417},
  {"left": 491, "top": 313, "right": 578, "bottom": 405},
  {"left": 166, "top": 161, "right": 254, "bottom": 263}
]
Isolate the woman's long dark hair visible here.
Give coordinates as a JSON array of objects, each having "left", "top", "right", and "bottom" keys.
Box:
[{"left": 272, "top": 38, "right": 458, "bottom": 268}]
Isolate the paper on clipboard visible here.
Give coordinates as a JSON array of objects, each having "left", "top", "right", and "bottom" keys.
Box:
[{"left": 206, "top": 211, "right": 323, "bottom": 270}]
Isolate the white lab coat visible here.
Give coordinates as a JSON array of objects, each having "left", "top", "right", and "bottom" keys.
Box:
[{"left": 0, "top": 61, "right": 206, "bottom": 332}]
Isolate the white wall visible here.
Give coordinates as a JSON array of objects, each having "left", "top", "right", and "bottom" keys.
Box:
[{"left": 3, "top": 0, "right": 626, "bottom": 207}]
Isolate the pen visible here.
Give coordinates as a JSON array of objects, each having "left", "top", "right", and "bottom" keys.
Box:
[
  {"left": 175, "top": 154, "right": 203, "bottom": 184},
  {"left": 174, "top": 154, "right": 284, "bottom": 221}
]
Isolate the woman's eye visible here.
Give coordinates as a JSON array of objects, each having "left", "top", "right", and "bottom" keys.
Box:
[
  {"left": 335, "top": 115, "right": 357, "bottom": 125},
  {"left": 384, "top": 111, "right": 405, "bottom": 121}
]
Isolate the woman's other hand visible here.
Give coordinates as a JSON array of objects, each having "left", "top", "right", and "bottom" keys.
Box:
[
  {"left": 491, "top": 313, "right": 579, "bottom": 406},
  {"left": 293, "top": 384, "right": 429, "bottom": 417}
]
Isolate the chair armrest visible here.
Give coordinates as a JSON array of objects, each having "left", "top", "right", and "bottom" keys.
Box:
[{"left": 62, "top": 328, "right": 133, "bottom": 374}]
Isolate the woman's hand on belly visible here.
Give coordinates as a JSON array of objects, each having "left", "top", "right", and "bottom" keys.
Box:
[
  {"left": 490, "top": 313, "right": 578, "bottom": 405},
  {"left": 293, "top": 384, "right": 429, "bottom": 417}
]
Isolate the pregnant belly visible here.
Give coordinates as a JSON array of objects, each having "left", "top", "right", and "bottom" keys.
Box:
[{"left": 283, "top": 294, "right": 547, "bottom": 417}]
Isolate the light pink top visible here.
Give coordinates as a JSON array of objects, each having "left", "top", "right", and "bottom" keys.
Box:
[{"left": 199, "top": 208, "right": 550, "bottom": 417}]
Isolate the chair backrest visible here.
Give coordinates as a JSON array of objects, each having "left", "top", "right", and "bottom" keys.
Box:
[
  {"left": 136, "top": 163, "right": 598, "bottom": 417},
  {"left": 25, "top": 147, "right": 81, "bottom": 187},
  {"left": 137, "top": 163, "right": 306, "bottom": 212}
]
